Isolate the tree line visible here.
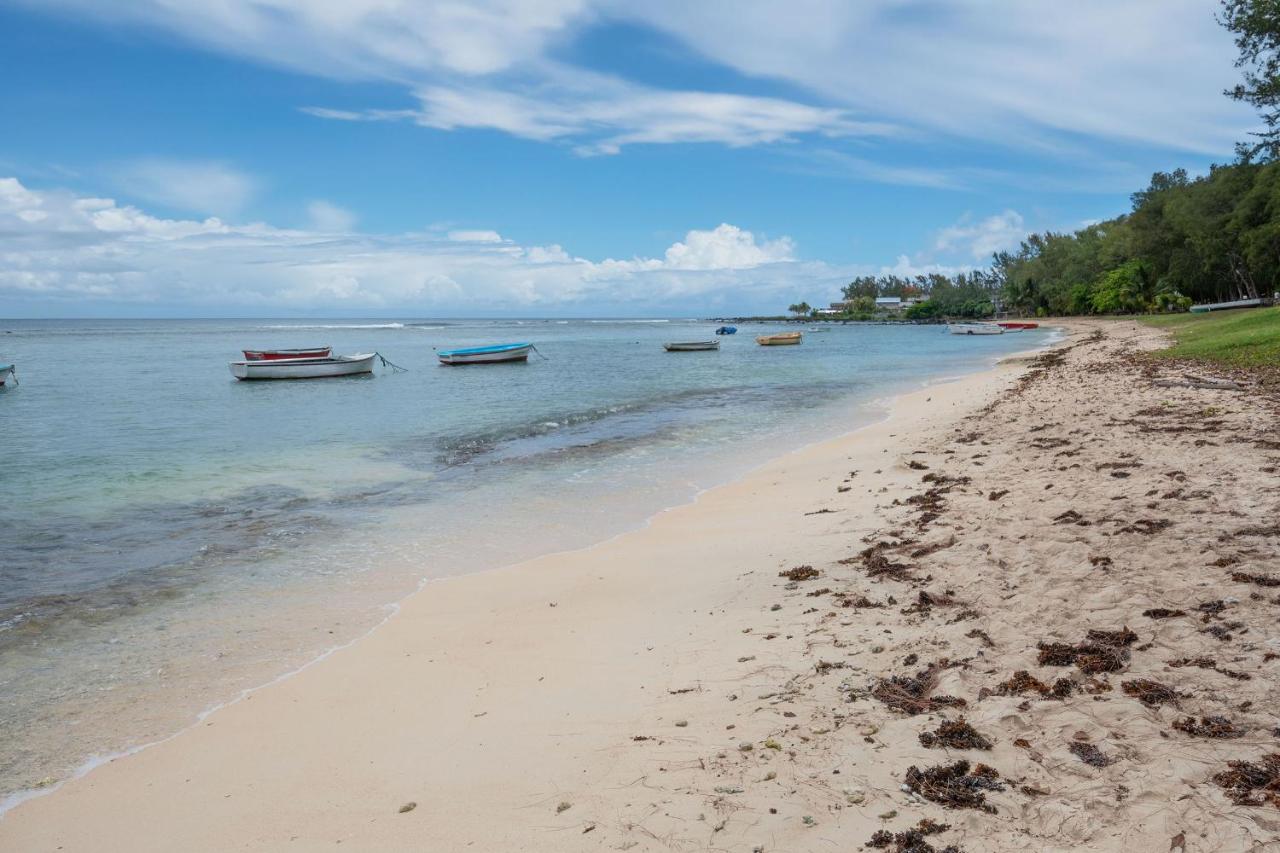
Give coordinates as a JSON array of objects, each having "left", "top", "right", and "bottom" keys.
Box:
[{"left": 800, "top": 2, "right": 1280, "bottom": 319}]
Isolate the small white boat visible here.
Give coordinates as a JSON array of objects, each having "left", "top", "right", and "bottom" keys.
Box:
[
  {"left": 663, "top": 340, "right": 720, "bottom": 352},
  {"left": 0, "top": 363, "right": 15, "bottom": 387},
  {"left": 947, "top": 323, "right": 1004, "bottom": 336},
  {"left": 437, "top": 342, "right": 533, "bottom": 365},
  {"left": 229, "top": 353, "right": 376, "bottom": 380}
]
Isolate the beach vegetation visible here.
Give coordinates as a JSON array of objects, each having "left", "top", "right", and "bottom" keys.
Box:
[{"left": 1141, "top": 305, "right": 1280, "bottom": 368}]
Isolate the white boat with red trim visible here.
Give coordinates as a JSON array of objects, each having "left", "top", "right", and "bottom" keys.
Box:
[
  {"left": 242, "top": 346, "right": 331, "bottom": 360},
  {"left": 229, "top": 353, "right": 376, "bottom": 380}
]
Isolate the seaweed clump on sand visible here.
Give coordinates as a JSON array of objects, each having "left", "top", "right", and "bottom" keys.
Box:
[
  {"left": 867, "top": 819, "right": 960, "bottom": 853},
  {"left": 903, "top": 761, "right": 1004, "bottom": 813},
  {"left": 984, "top": 670, "right": 1075, "bottom": 700},
  {"left": 1068, "top": 742, "right": 1112, "bottom": 768},
  {"left": 1142, "top": 608, "right": 1186, "bottom": 619},
  {"left": 1172, "top": 716, "right": 1246, "bottom": 739},
  {"left": 1121, "top": 678, "right": 1181, "bottom": 708},
  {"left": 778, "top": 565, "right": 820, "bottom": 582},
  {"left": 1037, "top": 628, "right": 1137, "bottom": 674},
  {"left": 1212, "top": 754, "right": 1280, "bottom": 807},
  {"left": 872, "top": 660, "right": 966, "bottom": 716},
  {"left": 919, "top": 718, "right": 993, "bottom": 750},
  {"left": 846, "top": 539, "right": 915, "bottom": 582},
  {"left": 1231, "top": 571, "right": 1280, "bottom": 588}
]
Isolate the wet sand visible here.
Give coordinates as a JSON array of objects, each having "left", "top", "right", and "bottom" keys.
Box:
[{"left": 2, "top": 320, "right": 1278, "bottom": 852}]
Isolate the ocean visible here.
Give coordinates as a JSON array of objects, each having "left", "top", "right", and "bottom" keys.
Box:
[{"left": 0, "top": 317, "right": 1050, "bottom": 801}]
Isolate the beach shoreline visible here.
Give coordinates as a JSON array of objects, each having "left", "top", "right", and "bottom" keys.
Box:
[{"left": 4, "top": 319, "right": 1276, "bottom": 852}]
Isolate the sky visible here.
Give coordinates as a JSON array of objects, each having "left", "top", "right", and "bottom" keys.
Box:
[{"left": 0, "top": 0, "right": 1258, "bottom": 317}]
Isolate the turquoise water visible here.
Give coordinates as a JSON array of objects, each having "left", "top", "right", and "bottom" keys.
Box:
[{"left": 0, "top": 317, "right": 1049, "bottom": 797}]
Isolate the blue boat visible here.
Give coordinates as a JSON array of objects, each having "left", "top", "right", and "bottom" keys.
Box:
[
  {"left": 715, "top": 326, "right": 737, "bottom": 335},
  {"left": 437, "top": 342, "right": 534, "bottom": 365}
]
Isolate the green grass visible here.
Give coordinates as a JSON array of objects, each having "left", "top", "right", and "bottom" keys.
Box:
[{"left": 1141, "top": 306, "right": 1280, "bottom": 369}]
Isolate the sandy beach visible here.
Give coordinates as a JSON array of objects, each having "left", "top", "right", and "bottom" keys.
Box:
[{"left": 3, "top": 319, "right": 1278, "bottom": 852}]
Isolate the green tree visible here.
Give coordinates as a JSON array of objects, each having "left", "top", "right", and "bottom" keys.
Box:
[
  {"left": 788, "top": 301, "right": 812, "bottom": 316},
  {"left": 1221, "top": 0, "right": 1280, "bottom": 159}
]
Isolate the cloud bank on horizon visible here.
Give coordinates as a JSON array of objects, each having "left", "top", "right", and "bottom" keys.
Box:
[
  {"left": 0, "top": 0, "right": 1255, "bottom": 315},
  {"left": 0, "top": 177, "right": 838, "bottom": 315}
]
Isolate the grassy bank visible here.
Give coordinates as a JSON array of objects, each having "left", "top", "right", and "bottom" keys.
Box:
[{"left": 1141, "top": 306, "right": 1280, "bottom": 371}]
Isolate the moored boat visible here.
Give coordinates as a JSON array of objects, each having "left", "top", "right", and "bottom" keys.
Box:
[
  {"left": 437, "top": 342, "right": 533, "bottom": 365},
  {"left": 0, "top": 363, "right": 15, "bottom": 387},
  {"left": 947, "top": 323, "right": 1004, "bottom": 335},
  {"left": 996, "top": 321, "right": 1038, "bottom": 330},
  {"left": 243, "top": 346, "right": 331, "bottom": 360},
  {"left": 663, "top": 340, "right": 720, "bottom": 352},
  {"left": 756, "top": 331, "right": 803, "bottom": 346},
  {"left": 715, "top": 326, "right": 737, "bottom": 335},
  {"left": 229, "top": 353, "right": 376, "bottom": 380}
]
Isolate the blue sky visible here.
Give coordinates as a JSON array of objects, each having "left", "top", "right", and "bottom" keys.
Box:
[{"left": 0, "top": 0, "right": 1256, "bottom": 317}]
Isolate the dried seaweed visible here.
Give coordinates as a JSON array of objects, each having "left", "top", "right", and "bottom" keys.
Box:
[
  {"left": 919, "top": 718, "right": 993, "bottom": 750},
  {"left": 903, "top": 760, "right": 1004, "bottom": 813},
  {"left": 872, "top": 660, "right": 965, "bottom": 716},
  {"left": 982, "top": 669, "right": 1075, "bottom": 701},
  {"left": 1231, "top": 571, "right": 1280, "bottom": 588},
  {"left": 988, "top": 489, "right": 1009, "bottom": 501},
  {"left": 1037, "top": 628, "right": 1137, "bottom": 674},
  {"left": 965, "top": 628, "right": 995, "bottom": 648},
  {"left": 1142, "top": 608, "right": 1186, "bottom": 619},
  {"left": 1121, "top": 678, "right": 1180, "bottom": 708},
  {"left": 1172, "top": 716, "right": 1246, "bottom": 739},
  {"left": 1212, "top": 754, "right": 1280, "bottom": 807},
  {"left": 902, "top": 589, "right": 960, "bottom": 615},
  {"left": 841, "top": 595, "right": 885, "bottom": 609},
  {"left": 1068, "top": 742, "right": 1112, "bottom": 768},
  {"left": 1117, "top": 518, "right": 1174, "bottom": 535},
  {"left": 778, "top": 565, "right": 820, "bottom": 582},
  {"left": 867, "top": 819, "right": 961, "bottom": 853}
]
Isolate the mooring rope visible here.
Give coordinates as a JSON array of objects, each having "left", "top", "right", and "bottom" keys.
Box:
[
  {"left": 530, "top": 345, "right": 549, "bottom": 361},
  {"left": 375, "top": 352, "right": 408, "bottom": 372}
]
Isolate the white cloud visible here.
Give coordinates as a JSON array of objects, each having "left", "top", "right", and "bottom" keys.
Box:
[
  {"left": 0, "top": 176, "right": 835, "bottom": 315},
  {"left": 396, "top": 78, "right": 889, "bottom": 154},
  {"left": 22, "top": 0, "right": 1253, "bottom": 160},
  {"left": 113, "top": 159, "right": 257, "bottom": 216},
  {"left": 617, "top": 0, "right": 1251, "bottom": 155},
  {"left": 20, "top": 0, "right": 591, "bottom": 79},
  {"left": 446, "top": 229, "right": 505, "bottom": 243},
  {"left": 934, "top": 210, "right": 1027, "bottom": 261},
  {"left": 307, "top": 200, "right": 357, "bottom": 232},
  {"left": 662, "top": 223, "right": 793, "bottom": 270},
  {"left": 878, "top": 255, "right": 972, "bottom": 280}
]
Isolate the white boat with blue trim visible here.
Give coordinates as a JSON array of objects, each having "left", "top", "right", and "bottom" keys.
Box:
[{"left": 437, "top": 342, "right": 534, "bottom": 365}]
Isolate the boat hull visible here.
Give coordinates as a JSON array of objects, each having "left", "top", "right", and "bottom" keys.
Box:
[
  {"left": 229, "top": 353, "right": 376, "bottom": 380},
  {"left": 663, "top": 341, "right": 720, "bottom": 351},
  {"left": 996, "top": 321, "right": 1038, "bottom": 330},
  {"left": 947, "top": 323, "right": 1003, "bottom": 335},
  {"left": 0, "top": 365, "right": 13, "bottom": 387},
  {"left": 243, "top": 347, "right": 331, "bottom": 360},
  {"left": 715, "top": 326, "right": 737, "bottom": 335},
  {"left": 756, "top": 332, "right": 803, "bottom": 346},
  {"left": 437, "top": 343, "right": 533, "bottom": 365}
]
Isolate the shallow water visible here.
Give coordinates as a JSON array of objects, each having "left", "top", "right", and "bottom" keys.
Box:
[{"left": 0, "top": 317, "right": 1049, "bottom": 798}]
